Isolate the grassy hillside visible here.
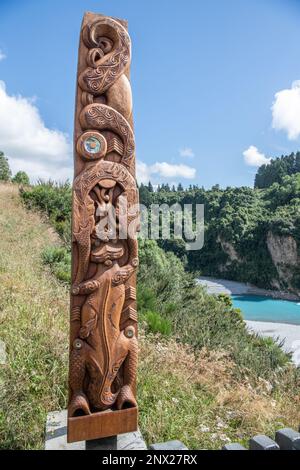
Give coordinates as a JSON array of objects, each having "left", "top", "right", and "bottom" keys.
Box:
[
  {"left": 0, "top": 184, "right": 68, "bottom": 449},
  {"left": 1, "top": 182, "right": 300, "bottom": 449}
]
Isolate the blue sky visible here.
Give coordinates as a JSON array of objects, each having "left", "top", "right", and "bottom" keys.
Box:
[{"left": 0, "top": 0, "right": 300, "bottom": 187}]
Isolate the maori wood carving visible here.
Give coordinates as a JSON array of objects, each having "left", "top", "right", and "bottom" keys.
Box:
[{"left": 67, "top": 12, "right": 139, "bottom": 442}]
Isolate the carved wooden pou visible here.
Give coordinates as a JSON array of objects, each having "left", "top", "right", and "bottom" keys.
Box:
[{"left": 67, "top": 12, "right": 139, "bottom": 443}]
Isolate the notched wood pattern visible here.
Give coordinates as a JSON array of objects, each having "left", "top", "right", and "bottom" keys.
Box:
[{"left": 67, "top": 12, "right": 138, "bottom": 442}]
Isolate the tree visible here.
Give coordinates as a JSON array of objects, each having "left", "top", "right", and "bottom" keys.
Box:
[
  {"left": 295, "top": 152, "right": 300, "bottom": 173},
  {"left": 177, "top": 183, "right": 184, "bottom": 192},
  {"left": 139, "top": 183, "right": 151, "bottom": 206},
  {"left": 254, "top": 151, "right": 300, "bottom": 188},
  {"left": 0, "top": 152, "right": 11, "bottom": 181},
  {"left": 147, "top": 181, "right": 154, "bottom": 192},
  {"left": 12, "top": 171, "right": 30, "bottom": 185}
]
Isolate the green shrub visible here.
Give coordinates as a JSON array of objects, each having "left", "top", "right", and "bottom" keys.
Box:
[
  {"left": 42, "top": 246, "right": 71, "bottom": 283},
  {"left": 137, "top": 285, "right": 157, "bottom": 312},
  {"left": 20, "top": 181, "right": 72, "bottom": 245},
  {"left": 142, "top": 310, "right": 172, "bottom": 336},
  {"left": 12, "top": 171, "right": 30, "bottom": 185}
]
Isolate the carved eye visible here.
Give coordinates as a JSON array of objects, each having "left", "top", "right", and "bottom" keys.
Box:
[
  {"left": 84, "top": 136, "right": 101, "bottom": 154},
  {"left": 131, "top": 258, "right": 139, "bottom": 268},
  {"left": 77, "top": 131, "right": 107, "bottom": 160},
  {"left": 124, "top": 326, "right": 135, "bottom": 339},
  {"left": 73, "top": 339, "right": 83, "bottom": 350}
]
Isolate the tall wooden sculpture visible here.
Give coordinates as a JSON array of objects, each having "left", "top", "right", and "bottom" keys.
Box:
[{"left": 67, "top": 12, "right": 139, "bottom": 443}]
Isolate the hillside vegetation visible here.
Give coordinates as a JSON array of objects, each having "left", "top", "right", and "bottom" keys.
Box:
[
  {"left": 0, "top": 180, "right": 295, "bottom": 449},
  {"left": 20, "top": 181, "right": 291, "bottom": 376},
  {"left": 139, "top": 153, "right": 300, "bottom": 295},
  {"left": 0, "top": 184, "right": 68, "bottom": 449},
  {"left": 255, "top": 151, "right": 300, "bottom": 188}
]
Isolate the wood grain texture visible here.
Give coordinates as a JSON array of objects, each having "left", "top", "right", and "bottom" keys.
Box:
[
  {"left": 68, "top": 407, "right": 138, "bottom": 442},
  {"left": 67, "top": 12, "right": 138, "bottom": 443}
]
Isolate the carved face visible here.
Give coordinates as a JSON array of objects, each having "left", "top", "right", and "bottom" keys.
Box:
[{"left": 91, "top": 180, "right": 117, "bottom": 243}]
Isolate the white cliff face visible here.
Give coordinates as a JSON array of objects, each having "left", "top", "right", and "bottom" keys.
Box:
[
  {"left": 267, "top": 232, "right": 298, "bottom": 267},
  {"left": 217, "top": 233, "right": 299, "bottom": 296},
  {"left": 266, "top": 231, "right": 299, "bottom": 290}
]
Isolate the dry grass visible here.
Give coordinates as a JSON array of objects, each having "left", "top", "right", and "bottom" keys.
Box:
[
  {"left": 138, "top": 334, "right": 300, "bottom": 449},
  {"left": 0, "top": 183, "right": 299, "bottom": 449}
]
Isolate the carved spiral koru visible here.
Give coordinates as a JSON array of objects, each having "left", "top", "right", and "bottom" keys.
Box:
[
  {"left": 79, "top": 17, "right": 131, "bottom": 95},
  {"left": 80, "top": 104, "right": 135, "bottom": 165}
]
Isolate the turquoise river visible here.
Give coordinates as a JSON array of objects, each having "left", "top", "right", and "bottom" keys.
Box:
[{"left": 231, "top": 294, "right": 300, "bottom": 325}]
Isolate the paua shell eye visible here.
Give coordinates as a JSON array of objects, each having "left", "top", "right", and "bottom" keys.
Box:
[
  {"left": 77, "top": 131, "right": 107, "bottom": 160},
  {"left": 124, "top": 326, "right": 135, "bottom": 339},
  {"left": 84, "top": 136, "right": 101, "bottom": 154},
  {"left": 73, "top": 339, "right": 83, "bottom": 350}
]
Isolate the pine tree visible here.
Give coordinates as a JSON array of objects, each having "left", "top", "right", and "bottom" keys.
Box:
[
  {"left": 147, "top": 181, "right": 154, "bottom": 192},
  {"left": 296, "top": 152, "right": 300, "bottom": 173},
  {"left": 139, "top": 183, "right": 151, "bottom": 206}
]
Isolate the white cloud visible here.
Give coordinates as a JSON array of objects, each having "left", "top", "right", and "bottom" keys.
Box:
[
  {"left": 272, "top": 80, "right": 300, "bottom": 140},
  {"left": 8, "top": 157, "right": 72, "bottom": 182},
  {"left": 0, "top": 49, "right": 6, "bottom": 61},
  {"left": 243, "top": 145, "right": 271, "bottom": 167},
  {"left": 151, "top": 162, "right": 196, "bottom": 178},
  {"left": 137, "top": 160, "right": 196, "bottom": 183},
  {"left": 179, "top": 147, "right": 195, "bottom": 158},
  {"left": 136, "top": 161, "right": 151, "bottom": 184},
  {"left": 0, "top": 81, "right": 72, "bottom": 182}
]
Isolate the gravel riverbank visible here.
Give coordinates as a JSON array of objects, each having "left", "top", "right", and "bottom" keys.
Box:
[{"left": 197, "top": 276, "right": 299, "bottom": 301}]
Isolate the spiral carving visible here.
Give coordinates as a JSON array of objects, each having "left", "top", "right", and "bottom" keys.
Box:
[
  {"left": 79, "top": 17, "right": 131, "bottom": 96},
  {"left": 80, "top": 104, "right": 135, "bottom": 165}
]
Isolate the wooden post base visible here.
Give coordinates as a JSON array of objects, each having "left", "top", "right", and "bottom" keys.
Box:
[{"left": 67, "top": 407, "right": 138, "bottom": 443}]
